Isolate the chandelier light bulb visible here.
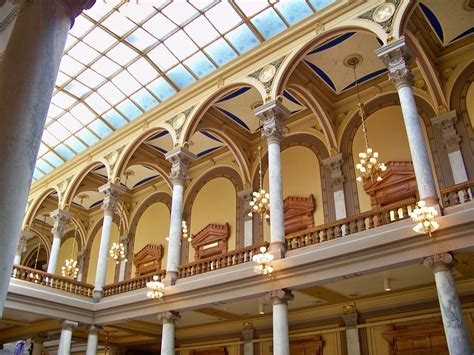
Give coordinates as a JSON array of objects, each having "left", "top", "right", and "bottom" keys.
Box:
[
  {"left": 252, "top": 246, "right": 274, "bottom": 276},
  {"left": 146, "top": 275, "right": 165, "bottom": 300},
  {"left": 61, "top": 258, "right": 79, "bottom": 279},
  {"left": 109, "top": 242, "right": 127, "bottom": 264},
  {"left": 410, "top": 200, "right": 440, "bottom": 239}
]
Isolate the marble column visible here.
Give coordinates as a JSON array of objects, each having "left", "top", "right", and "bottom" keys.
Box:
[
  {"left": 47, "top": 209, "right": 72, "bottom": 274},
  {"left": 158, "top": 311, "right": 181, "bottom": 355},
  {"left": 238, "top": 188, "right": 254, "bottom": 247},
  {"left": 163, "top": 148, "right": 195, "bottom": 285},
  {"left": 322, "top": 154, "right": 347, "bottom": 220},
  {"left": 14, "top": 230, "right": 34, "bottom": 265},
  {"left": 76, "top": 251, "right": 85, "bottom": 282},
  {"left": 242, "top": 327, "right": 255, "bottom": 355},
  {"left": 31, "top": 335, "right": 45, "bottom": 355},
  {"left": 424, "top": 253, "right": 472, "bottom": 355},
  {"left": 57, "top": 320, "right": 78, "bottom": 355},
  {"left": 342, "top": 312, "right": 361, "bottom": 355},
  {"left": 376, "top": 38, "right": 438, "bottom": 205},
  {"left": 93, "top": 182, "right": 125, "bottom": 301},
  {"left": 0, "top": 0, "right": 95, "bottom": 317},
  {"left": 118, "top": 235, "right": 129, "bottom": 282},
  {"left": 86, "top": 325, "right": 101, "bottom": 355},
  {"left": 431, "top": 110, "right": 469, "bottom": 185},
  {"left": 255, "top": 101, "right": 290, "bottom": 258},
  {"left": 266, "top": 289, "right": 294, "bottom": 355}
]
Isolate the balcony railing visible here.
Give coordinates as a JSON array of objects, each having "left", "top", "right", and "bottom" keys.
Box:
[
  {"left": 103, "top": 270, "right": 166, "bottom": 297},
  {"left": 286, "top": 199, "right": 417, "bottom": 251},
  {"left": 441, "top": 180, "right": 474, "bottom": 207},
  {"left": 178, "top": 241, "right": 269, "bottom": 278},
  {"left": 11, "top": 265, "right": 94, "bottom": 297}
]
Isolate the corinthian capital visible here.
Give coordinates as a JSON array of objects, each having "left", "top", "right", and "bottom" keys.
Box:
[
  {"left": 375, "top": 36, "right": 415, "bottom": 89},
  {"left": 99, "top": 182, "right": 126, "bottom": 214},
  {"left": 165, "top": 147, "right": 196, "bottom": 185},
  {"left": 254, "top": 100, "right": 290, "bottom": 144},
  {"left": 265, "top": 288, "right": 294, "bottom": 305},
  {"left": 50, "top": 209, "right": 72, "bottom": 236},
  {"left": 18, "top": 230, "right": 34, "bottom": 254},
  {"left": 57, "top": 0, "right": 96, "bottom": 27},
  {"left": 157, "top": 311, "right": 181, "bottom": 324}
]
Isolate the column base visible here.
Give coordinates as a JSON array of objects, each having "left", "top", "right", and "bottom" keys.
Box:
[
  {"left": 93, "top": 288, "right": 103, "bottom": 303},
  {"left": 162, "top": 271, "right": 178, "bottom": 286},
  {"left": 269, "top": 241, "right": 286, "bottom": 260},
  {"left": 423, "top": 195, "right": 439, "bottom": 207}
]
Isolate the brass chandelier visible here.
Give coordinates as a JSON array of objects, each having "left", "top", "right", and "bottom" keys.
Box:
[
  {"left": 62, "top": 194, "right": 86, "bottom": 279},
  {"left": 249, "top": 146, "right": 270, "bottom": 219},
  {"left": 109, "top": 211, "right": 127, "bottom": 264},
  {"left": 146, "top": 275, "right": 165, "bottom": 300},
  {"left": 347, "top": 56, "right": 387, "bottom": 182},
  {"left": 410, "top": 200, "right": 439, "bottom": 240}
]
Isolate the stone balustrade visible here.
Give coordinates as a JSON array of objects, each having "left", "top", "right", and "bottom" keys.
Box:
[
  {"left": 441, "top": 180, "right": 473, "bottom": 207},
  {"left": 103, "top": 270, "right": 166, "bottom": 297}
]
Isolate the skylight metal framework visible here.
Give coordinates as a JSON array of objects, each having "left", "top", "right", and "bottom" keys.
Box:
[{"left": 34, "top": 0, "right": 335, "bottom": 181}]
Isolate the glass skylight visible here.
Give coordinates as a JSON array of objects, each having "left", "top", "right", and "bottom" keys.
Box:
[{"left": 34, "top": 0, "right": 336, "bottom": 182}]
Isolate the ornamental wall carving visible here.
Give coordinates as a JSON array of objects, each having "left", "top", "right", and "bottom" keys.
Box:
[
  {"left": 191, "top": 223, "right": 230, "bottom": 260},
  {"left": 267, "top": 195, "right": 316, "bottom": 234},
  {"left": 133, "top": 243, "right": 164, "bottom": 277}
]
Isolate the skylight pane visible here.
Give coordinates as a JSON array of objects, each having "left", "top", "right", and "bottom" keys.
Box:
[
  {"left": 204, "top": 38, "right": 238, "bottom": 66},
  {"left": 36, "top": 159, "right": 54, "bottom": 174},
  {"left": 126, "top": 28, "right": 157, "bottom": 51},
  {"left": 251, "top": 8, "right": 287, "bottom": 40},
  {"left": 77, "top": 69, "right": 105, "bottom": 89},
  {"left": 55, "top": 72, "right": 72, "bottom": 87},
  {"left": 184, "top": 52, "right": 216, "bottom": 78},
  {"left": 142, "top": 13, "right": 176, "bottom": 39},
  {"left": 162, "top": 1, "right": 198, "bottom": 25},
  {"left": 83, "top": 2, "right": 112, "bottom": 21},
  {"left": 167, "top": 65, "right": 196, "bottom": 89},
  {"left": 70, "top": 103, "right": 96, "bottom": 124},
  {"left": 225, "top": 24, "right": 259, "bottom": 54},
  {"left": 131, "top": 88, "right": 159, "bottom": 111},
  {"left": 128, "top": 57, "right": 158, "bottom": 85},
  {"left": 33, "top": 169, "right": 44, "bottom": 180},
  {"left": 43, "top": 151, "right": 64, "bottom": 168},
  {"left": 69, "top": 16, "right": 94, "bottom": 37},
  {"left": 65, "top": 136, "right": 87, "bottom": 153},
  {"left": 147, "top": 77, "right": 176, "bottom": 101},
  {"left": 97, "top": 82, "right": 126, "bottom": 105},
  {"left": 116, "top": 100, "right": 142, "bottom": 120},
  {"left": 119, "top": 3, "right": 156, "bottom": 23},
  {"left": 37, "top": 143, "right": 48, "bottom": 157},
  {"left": 309, "top": 0, "right": 335, "bottom": 11},
  {"left": 88, "top": 119, "right": 113, "bottom": 139},
  {"left": 47, "top": 104, "right": 64, "bottom": 119},
  {"left": 111, "top": 70, "right": 141, "bottom": 95},
  {"left": 55, "top": 144, "right": 75, "bottom": 160},
  {"left": 48, "top": 122, "right": 71, "bottom": 140},
  {"left": 107, "top": 43, "right": 139, "bottom": 66},
  {"left": 51, "top": 91, "right": 76, "bottom": 109},
  {"left": 42, "top": 131, "right": 59, "bottom": 147},
  {"left": 235, "top": 0, "right": 268, "bottom": 16},
  {"left": 83, "top": 27, "right": 116, "bottom": 52},
  {"left": 77, "top": 127, "right": 99, "bottom": 145},
  {"left": 64, "top": 80, "right": 91, "bottom": 98},
  {"left": 57, "top": 113, "right": 83, "bottom": 133},
  {"left": 184, "top": 16, "right": 219, "bottom": 47},
  {"left": 91, "top": 56, "right": 121, "bottom": 77},
  {"left": 59, "top": 55, "right": 85, "bottom": 77},
  {"left": 147, "top": 44, "right": 178, "bottom": 71},
  {"left": 206, "top": 1, "right": 242, "bottom": 33},
  {"left": 64, "top": 35, "right": 78, "bottom": 51},
  {"left": 276, "top": 0, "right": 313, "bottom": 25},
  {"left": 189, "top": 0, "right": 215, "bottom": 10},
  {"left": 102, "top": 11, "right": 136, "bottom": 37},
  {"left": 85, "top": 92, "right": 112, "bottom": 114},
  {"left": 103, "top": 108, "right": 128, "bottom": 129},
  {"left": 164, "top": 30, "right": 198, "bottom": 60},
  {"left": 68, "top": 42, "right": 100, "bottom": 65}
]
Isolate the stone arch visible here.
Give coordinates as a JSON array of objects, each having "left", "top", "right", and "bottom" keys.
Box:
[
  {"left": 27, "top": 227, "right": 51, "bottom": 261},
  {"left": 23, "top": 187, "right": 60, "bottom": 229},
  {"left": 182, "top": 166, "right": 244, "bottom": 263},
  {"left": 340, "top": 91, "right": 447, "bottom": 214},
  {"left": 393, "top": 0, "right": 419, "bottom": 40}
]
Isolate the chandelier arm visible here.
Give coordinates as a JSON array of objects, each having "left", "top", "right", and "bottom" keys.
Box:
[{"left": 352, "top": 65, "right": 370, "bottom": 150}]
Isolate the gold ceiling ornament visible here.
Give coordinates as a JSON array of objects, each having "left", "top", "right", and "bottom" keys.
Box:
[
  {"left": 345, "top": 55, "right": 387, "bottom": 182},
  {"left": 410, "top": 200, "right": 439, "bottom": 240},
  {"left": 249, "top": 146, "right": 270, "bottom": 219},
  {"left": 252, "top": 246, "right": 274, "bottom": 276},
  {"left": 146, "top": 275, "right": 165, "bottom": 300},
  {"left": 123, "top": 169, "right": 135, "bottom": 188}
]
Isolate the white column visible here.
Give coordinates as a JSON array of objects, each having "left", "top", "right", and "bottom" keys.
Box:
[
  {"left": 242, "top": 327, "right": 255, "bottom": 355},
  {"left": 86, "top": 325, "right": 101, "bottom": 355},
  {"left": 376, "top": 38, "right": 438, "bottom": 205},
  {"left": 57, "top": 320, "right": 78, "bottom": 355},
  {"left": 47, "top": 209, "right": 71, "bottom": 274},
  {"left": 431, "top": 110, "right": 469, "bottom": 184},
  {"left": 163, "top": 148, "right": 195, "bottom": 285},
  {"left": 14, "top": 230, "right": 33, "bottom": 265},
  {"left": 266, "top": 289, "right": 294, "bottom": 355},
  {"left": 342, "top": 312, "right": 361, "bottom": 355},
  {"left": 322, "top": 154, "right": 347, "bottom": 220},
  {"left": 93, "top": 182, "right": 125, "bottom": 301},
  {"left": 424, "top": 253, "right": 472, "bottom": 355},
  {"left": 0, "top": 0, "right": 95, "bottom": 317},
  {"left": 76, "top": 251, "right": 85, "bottom": 282},
  {"left": 31, "top": 335, "right": 45, "bottom": 355},
  {"left": 118, "top": 235, "right": 129, "bottom": 282},
  {"left": 255, "top": 101, "right": 290, "bottom": 258},
  {"left": 158, "top": 311, "right": 181, "bottom": 355},
  {"left": 238, "top": 188, "right": 254, "bottom": 247}
]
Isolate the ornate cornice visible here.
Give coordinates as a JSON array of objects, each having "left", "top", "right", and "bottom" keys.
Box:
[{"left": 376, "top": 37, "right": 415, "bottom": 90}]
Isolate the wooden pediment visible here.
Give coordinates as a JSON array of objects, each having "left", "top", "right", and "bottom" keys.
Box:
[
  {"left": 191, "top": 223, "right": 230, "bottom": 260},
  {"left": 267, "top": 195, "right": 316, "bottom": 234},
  {"left": 363, "top": 161, "right": 418, "bottom": 209},
  {"left": 133, "top": 244, "right": 164, "bottom": 277}
]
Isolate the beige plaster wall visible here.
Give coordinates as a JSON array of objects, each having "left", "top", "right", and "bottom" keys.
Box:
[
  {"left": 55, "top": 236, "right": 79, "bottom": 275},
  {"left": 467, "top": 82, "right": 474, "bottom": 129},
  {"left": 132, "top": 202, "right": 170, "bottom": 276},
  {"left": 86, "top": 222, "right": 120, "bottom": 285},
  {"left": 189, "top": 177, "right": 236, "bottom": 262}
]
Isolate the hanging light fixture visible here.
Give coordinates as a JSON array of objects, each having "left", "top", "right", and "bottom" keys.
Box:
[
  {"left": 146, "top": 275, "right": 165, "bottom": 300},
  {"left": 29, "top": 214, "right": 46, "bottom": 282},
  {"left": 109, "top": 210, "right": 127, "bottom": 264},
  {"left": 166, "top": 220, "right": 191, "bottom": 242},
  {"left": 410, "top": 200, "right": 439, "bottom": 240},
  {"left": 346, "top": 56, "right": 387, "bottom": 182},
  {"left": 249, "top": 146, "right": 270, "bottom": 219},
  {"left": 252, "top": 246, "right": 274, "bottom": 276}
]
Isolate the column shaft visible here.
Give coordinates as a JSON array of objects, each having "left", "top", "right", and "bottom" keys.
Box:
[
  {"left": 58, "top": 320, "right": 78, "bottom": 355},
  {"left": 272, "top": 302, "right": 290, "bottom": 355},
  {"left": 47, "top": 236, "right": 62, "bottom": 274},
  {"left": 166, "top": 183, "right": 184, "bottom": 278},
  {"left": 94, "top": 211, "right": 113, "bottom": 298},
  {"left": 267, "top": 142, "right": 285, "bottom": 248},
  {"left": 161, "top": 320, "right": 176, "bottom": 355},
  {"left": 31, "top": 336, "right": 44, "bottom": 355},
  {"left": 86, "top": 325, "right": 100, "bottom": 355},
  {"left": 47, "top": 209, "right": 71, "bottom": 274}
]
